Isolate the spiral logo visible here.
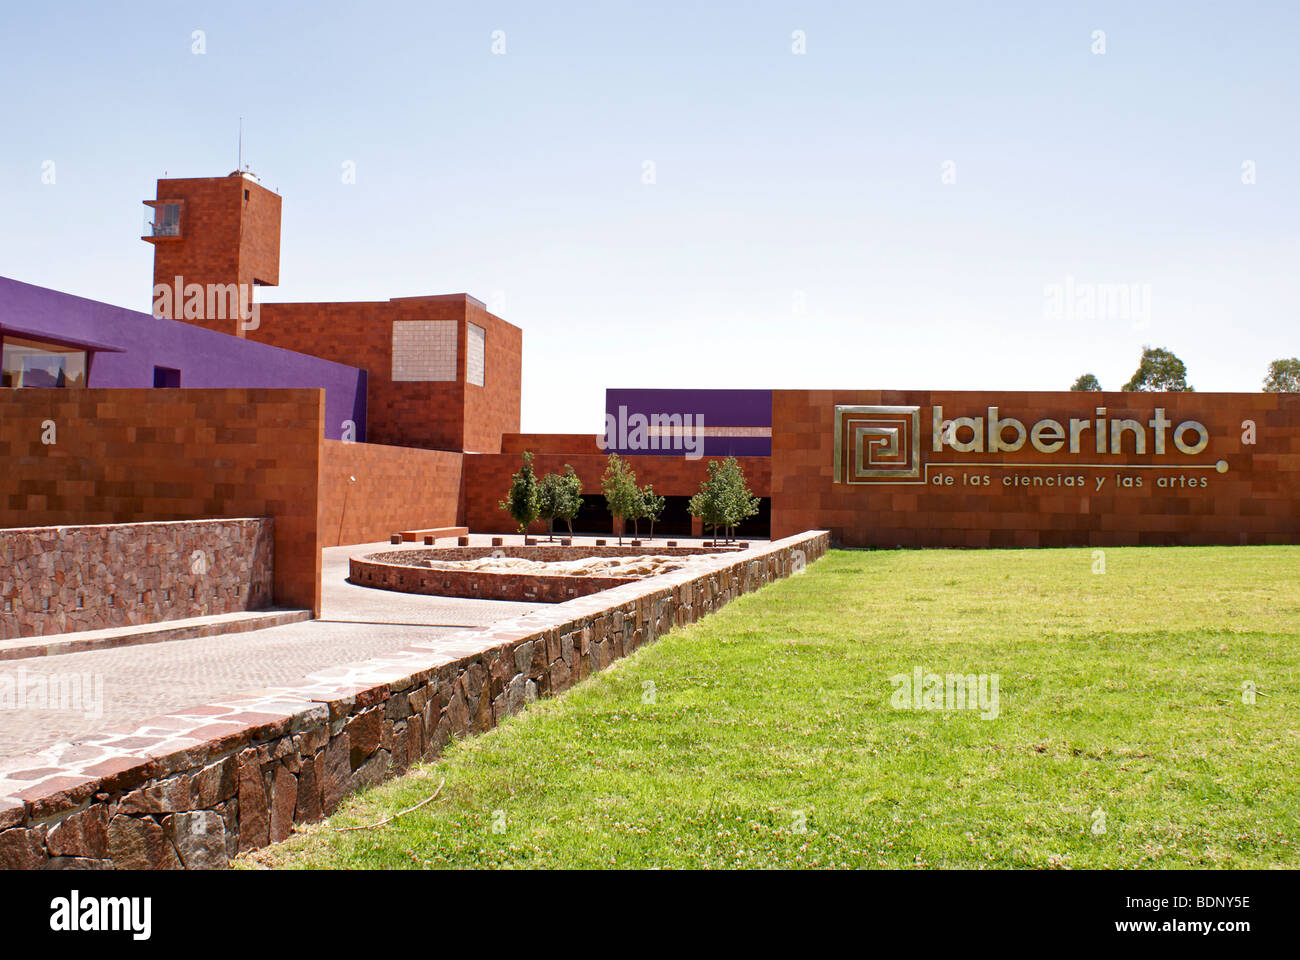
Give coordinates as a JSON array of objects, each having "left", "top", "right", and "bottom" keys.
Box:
[{"left": 833, "top": 405, "right": 921, "bottom": 483}]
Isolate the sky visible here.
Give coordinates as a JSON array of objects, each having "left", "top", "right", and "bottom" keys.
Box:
[{"left": 1, "top": 0, "right": 1296, "bottom": 432}]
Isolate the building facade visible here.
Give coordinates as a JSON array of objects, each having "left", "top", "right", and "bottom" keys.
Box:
[{"left": 3, "top": 169, "right": 1297, "bottom": 628}]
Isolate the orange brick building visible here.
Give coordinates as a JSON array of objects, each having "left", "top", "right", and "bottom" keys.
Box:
[
  {"left": 132, "top": 170, "right": 1299, "bottom": 550},
  {"left": 253, "top": 295, "right": 520, "bottom": 452},
  {"left": 133, "top": 171, "right": 752, "bottom": 543},
  {"left": 144, "top": 171, "right": 521, "bottom": 453}
]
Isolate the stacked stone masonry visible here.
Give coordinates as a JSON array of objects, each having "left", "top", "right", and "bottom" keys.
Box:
[
  {"left": 0, "top": 531, "right": 827, "bottom": 869},
  {"left": 351, "top": 544, "right": 742, "bottom": 603},
  {"left": 0, "top": 519, "right": 274, "bottom": 640}
]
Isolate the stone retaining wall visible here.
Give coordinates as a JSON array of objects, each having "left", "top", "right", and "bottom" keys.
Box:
[
  {"left": 0, "top": 531, "right": 827, "bottom": 869},
  {"left": 0, "top": 519, "right": 274, "bottom": 640},
  {"left": 351, "top": 544, "right": 741, "bottom": 604},
  {"left": 351, "top": 558, "right": 636, "bottom": 603}
]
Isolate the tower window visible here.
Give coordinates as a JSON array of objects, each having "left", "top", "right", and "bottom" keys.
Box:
[{"left": 144, "top": 201, "right": 181, "bottom": 237}]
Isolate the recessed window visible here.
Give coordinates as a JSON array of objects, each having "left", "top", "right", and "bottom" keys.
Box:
[
  {"left": 153, "top": 366, "right": 181, "bottom": 388},
  {"left": 467, "top": 322, "right": 486, "bottom": 387},
  {"left": 1, "top": 336, "right": 88, "bottom": 388}
]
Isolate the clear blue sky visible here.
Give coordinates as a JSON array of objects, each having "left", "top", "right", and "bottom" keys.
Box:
[{"left": 2, "top": 1, "right": 1296, "bottom": 431}]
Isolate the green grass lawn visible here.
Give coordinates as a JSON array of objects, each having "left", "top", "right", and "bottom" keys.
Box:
[{"left": 243, "top": 546, "right": 1300, "bottom": 869}]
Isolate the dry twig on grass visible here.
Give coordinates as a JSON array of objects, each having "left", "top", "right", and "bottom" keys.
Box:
[{"left": 334, "top": 779, "right": 446, "bottom": 832}]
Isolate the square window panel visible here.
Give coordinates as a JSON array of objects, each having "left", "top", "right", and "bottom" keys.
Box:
[{"left": 392, "top": 320, "right": 457, "bottom": 381}]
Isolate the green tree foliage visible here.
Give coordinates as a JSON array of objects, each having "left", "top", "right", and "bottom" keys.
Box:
[
  {"left": 1122, "top": 346, "right": 1193, "bottom": 392},
  {"left": 688, "top": 457, "right": 760, "bottom": 543},
  {"left": 497, "top": 451, "right": 539, "bottom": 535},
  {"left": 1263, "top": 358, "right": 1300, "bottom": 393},
  {"left": 688, "top": 461, "right": 729, "bottom": 542},
  {"left": 719, "top": 457, "right": 760, "bottom": 541},
  {"left": 553, "top": 465, "right": 583, "bottom": 538},
  {"left": 535, "top": 470, "right": 563, "bottom": 540},
  {"left": 639, "top": 484, "right": 666, "bottom": 541},
  {"left": 601, "top": 453, "right": 642, "bottom": 545},
  {"left": 533, "top": 464, "right": 585, "bottom": 540},
  {"left": 1070, "top": 373, "right": 1102, "bottom": 392}
]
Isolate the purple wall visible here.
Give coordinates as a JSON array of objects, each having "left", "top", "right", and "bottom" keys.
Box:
[
  {"left": 604, "top": 388, "right": 772, "bottom": 457},
  {"left": 0, "top": 276, "right": 365, "bottom": 441}
]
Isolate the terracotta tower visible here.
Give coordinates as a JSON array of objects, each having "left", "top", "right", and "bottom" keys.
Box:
[{"left": 142, "top": 172, "right": 281, "bottom": 337}]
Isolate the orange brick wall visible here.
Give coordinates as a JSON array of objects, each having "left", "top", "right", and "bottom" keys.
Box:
[
  {"left": 254, "top": 296, "right": 520, "bottom": 453},
  {"left": 0, "top": 388, "right": 323, "bottom": 613},
  {"left": 463, "top": 300, "right": 522, "bottom": 453},
  {"left": 319, "top": 440, "right": 464, "bottom": 546},
  {"left": 771, "top": 389, "right": 1300, "bottom": 547},
  {"left": 501, "top": 434, "right": 603, "bottom": 455},
  {"left": 462, "top": 451, "right": 771, "bottom": 534},
  {"left": 254, "top": 299, "right": 460, "bottom": 448}
]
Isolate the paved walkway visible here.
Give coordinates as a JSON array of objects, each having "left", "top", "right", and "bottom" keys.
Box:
[
  {"left": 0, "top": 541, "right": 539, "bottom": 759},
  {"left": 0, "top": 535, "right": 751, "bottom": 759}
]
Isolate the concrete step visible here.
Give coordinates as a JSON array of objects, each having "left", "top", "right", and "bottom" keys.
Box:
[{"left": 0, "top": 608, "right": 313, "bottom": 662}]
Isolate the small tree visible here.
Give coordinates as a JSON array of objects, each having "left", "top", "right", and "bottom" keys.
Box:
[
  {"left": 719, "top": 457, "right": 760, "bottom": 541},
  {"left": 640, "top": 484, "right": 666, "bottom": 542},
  {"left": 601, "top": 453, "right": 642, "bottom": 545},
  {"left": 536, "top": 470, "right": 564, "bottom": 540},
  {"left": 497, "top": 451, "right": 539, "bottom": 536},
  {"left": 553, "top": 465, "right": 583, "bottom": 538},
  {"left": 1123, "top": 346, "right": 1193, "bottom": 392},
  {"left": 688, "top": 459, "right": 732, "bottom": 542},
  {"left": 1070, "top": 373, "right": 1102, "bottom": 392},
  {"left": 1263, "top": 358, "right": 1300, "bottom": 393}
]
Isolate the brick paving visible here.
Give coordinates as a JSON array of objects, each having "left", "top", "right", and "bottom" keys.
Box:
[{"left": 0, "top": 541, "right": 539, "bottom": 759}]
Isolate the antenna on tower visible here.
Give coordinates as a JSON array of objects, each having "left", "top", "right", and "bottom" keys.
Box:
[{"left": 238, "top": 117, "right": 243, "bottom": 171}]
